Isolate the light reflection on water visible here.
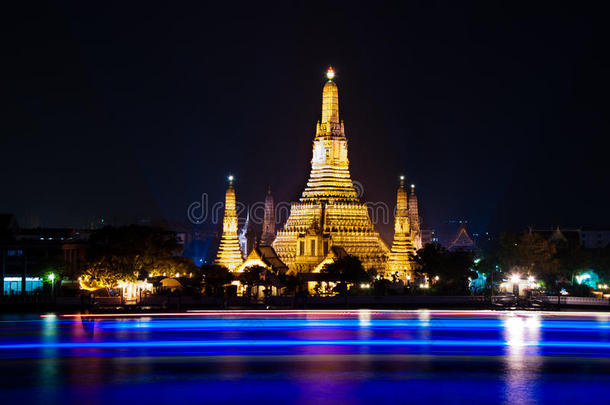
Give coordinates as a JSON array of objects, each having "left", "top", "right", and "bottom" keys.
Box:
[
  {"left": 503, "top": 314, "right": 542, "bottom": 404},
  {"left": 0, "top": 310, "right": 609, "bottom": 404}
]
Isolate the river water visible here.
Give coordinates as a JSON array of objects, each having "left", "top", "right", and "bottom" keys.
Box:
[{"left": 0, "top": 310, "right": 609, "bottom": 404}]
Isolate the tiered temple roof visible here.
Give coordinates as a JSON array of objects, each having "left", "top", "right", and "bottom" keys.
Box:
[
  {"left": 408, "top": 184, "right": 422, "bottom": 250},
  {"left": 214, "top": 177, "right": 243, "bottom": 270},
  {"left": 386, "top": 177, "right": 417, "bottom": 281},
  {"left": 273, "top": 67, "right": 390, "bottom": 272}
]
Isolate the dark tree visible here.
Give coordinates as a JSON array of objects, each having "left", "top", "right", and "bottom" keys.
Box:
[
  {"left": 200, "top": 264, "right": 232, "bottom": 296},
  {"left": 80, "top": 225, "right": 189, "bottom": 291},
  {"left": 239, "top": 265, "right": 266, "bottom": 297},
  {"left": 498, "top": 232, "right": 558, "bottom": 289},
  {"left": 413, "top": 243, "right": 475, "bottom": 294},
  {"left": 320, "top": 255, "right": 371, "bottom": 295}
]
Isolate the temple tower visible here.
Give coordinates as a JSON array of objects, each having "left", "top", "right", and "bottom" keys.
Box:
[
  {"left": 301, "top": 67, "right": 357, "bottom": 201},
  {"left": 238, "top": 210, "right": 250, "bottom": 256},
  {"left": 214, "top": 176, "right": 243, "bottom": 270},
  {"left": 261, "top": 187, "right": 276, "bottom": 246},
  {"left": 273, "top": 67, "right": 389, "bottom": 272},
  {"left": 386, "top": 176, "right": 417, "bottom": 281},
  {"left": 408, "top": 184, "right": 423, "bottom": 250}
]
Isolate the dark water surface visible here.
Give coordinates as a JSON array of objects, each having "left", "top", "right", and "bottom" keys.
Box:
[{"left": 0, "top": 310, "right": 609, "bottom": 404}]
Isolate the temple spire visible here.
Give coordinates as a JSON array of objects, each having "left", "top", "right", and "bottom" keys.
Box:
[
  {"left": 261, "top": 186, "right": 276, "bottom": 245},
  {"left": 302, "top": 66, "right": 356, "bottom": 201},
  {"left": 386, "top": 175, "right": 416, "bottom": 282},
  {"left": 273, "top": 67, "right": 391, "bottom": 273},
  {"left": 397, "top": 175, "right": 407, "bottom": 215},
  {"left": 408, "top": 183, "right": 422, "bottom": 250},
  {"left": 214, "top": 176, "right": 243, "bottom": 270},
  {"left": 321, "top": 66, "right": 339, "bottom": 125}
]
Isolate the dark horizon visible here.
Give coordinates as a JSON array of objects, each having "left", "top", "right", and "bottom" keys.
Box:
[{"left": 3, "top": 1, "right": 609, "bottom": 238}]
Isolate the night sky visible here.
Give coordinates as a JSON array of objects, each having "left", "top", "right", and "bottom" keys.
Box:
[{"left": 3, "top": 1, "right": 609, "bottom": 240}]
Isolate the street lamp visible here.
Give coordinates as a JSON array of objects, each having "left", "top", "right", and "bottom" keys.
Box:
[{"left": 48, "top": 273, "right": 56, "bottom": 296}]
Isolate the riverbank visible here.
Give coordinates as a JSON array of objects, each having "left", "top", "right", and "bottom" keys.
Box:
[{"left": 1, "top": 294, "right": 609, "bottom": 313}]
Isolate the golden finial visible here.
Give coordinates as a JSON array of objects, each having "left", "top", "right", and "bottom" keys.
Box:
[
  {"left": 228, "top": 175, "right": 234, "bottom": 185},
  {"left": 326, "top": 66, "right": 335, "bottom": 80}
]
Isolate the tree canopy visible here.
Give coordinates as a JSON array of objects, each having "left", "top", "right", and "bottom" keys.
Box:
[
  {"left": 320, "top": 255, "right": 371, "bottom": 295},
  {"left": 413, "top": 243, "right": 475, "bottom": 294},
  {"left": 200, "top": 264, "right": 232, "bottom": 296},
  {"left": 79, "top": 225, "right": 194, "bottom": 290}
]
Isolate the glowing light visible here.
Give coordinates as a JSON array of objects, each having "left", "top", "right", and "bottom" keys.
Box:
[
  {"left": 400, "top": 175, "right": 404, "bottom": 180},
  {"left": 4, "top": 277, "right": 41, "bottom": 282},
  {"left": 576, "top": 273, "right": 592, "bottom": 284},
  {"left": 528, "top": 276, "right": 535, "bottom": 282},
  {"left": 43, "top": 310, "right": 610, "bottom": 323},
  {"left": 228, "top": 175, "right": 234, "bottom": 182},
  {"left": 18, "top": 310, "right": 610, "bottom": 354},
  {"left": 48, "top": 273, "right": 55, "bottom": 281},
  {"left": 510, "top": 274, "right": 520, "bottom": 284},
  {"left": 78, "top": 276, "right": 108, "bottom": 291},
  {"left": 326, "top": 66, "right": 335, "bottom": 80},
  {"left": 0, "top": 339, "right": 583, "bottom": 350}
]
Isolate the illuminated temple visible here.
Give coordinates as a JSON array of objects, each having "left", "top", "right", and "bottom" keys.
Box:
[
  {"left": 214, "top": 176, "right": 243, "bottom": 270},
  {"left": 386, "top": 177, "right": 417, "bottom": 279},
  {"left": 214, "top": 68, "right": 421, "bottom": 281},
  {"left": 272, "top": 67, "right": 413, "bottom": 275}
]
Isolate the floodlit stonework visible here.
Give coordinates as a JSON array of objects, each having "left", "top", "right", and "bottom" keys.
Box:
[
  {"left": 214, "top": 67, "right": 422, "bottom": 277},
  {"left": 408, "top": 184, "right": 423, "bottom": 250},
  {"left": 273, "top": 67, "right": 392, "bottom": 273},
  {"left": 386, "top": 177, "right": 417, "bottom": 280},
  {"left": 214, "top": 177, "right": 243, "bottom": 270}
]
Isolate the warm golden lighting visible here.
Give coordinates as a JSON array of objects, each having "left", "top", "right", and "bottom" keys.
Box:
[
  {"left": 272, "top": 67, "right": 423, "bottom": 276},
  {"left": 272, "top": 67, "right": 393, "bottom": 273},
  {"left": 386, "top": 176, "right": 417, "bottom": 281},
  {"left": 214, "top": 177, "right": 244, "bottom": 271}
]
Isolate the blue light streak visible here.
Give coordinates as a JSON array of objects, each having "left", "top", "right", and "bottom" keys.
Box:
[
  {"left": 2, "top": 339, "right": 610, "bottom": 350},
  {"left": 2, "top": 310, "right": 610, "bottom": 403},
  {"left": 82, "top": 318, "right": 610, "bottom": 331}
]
